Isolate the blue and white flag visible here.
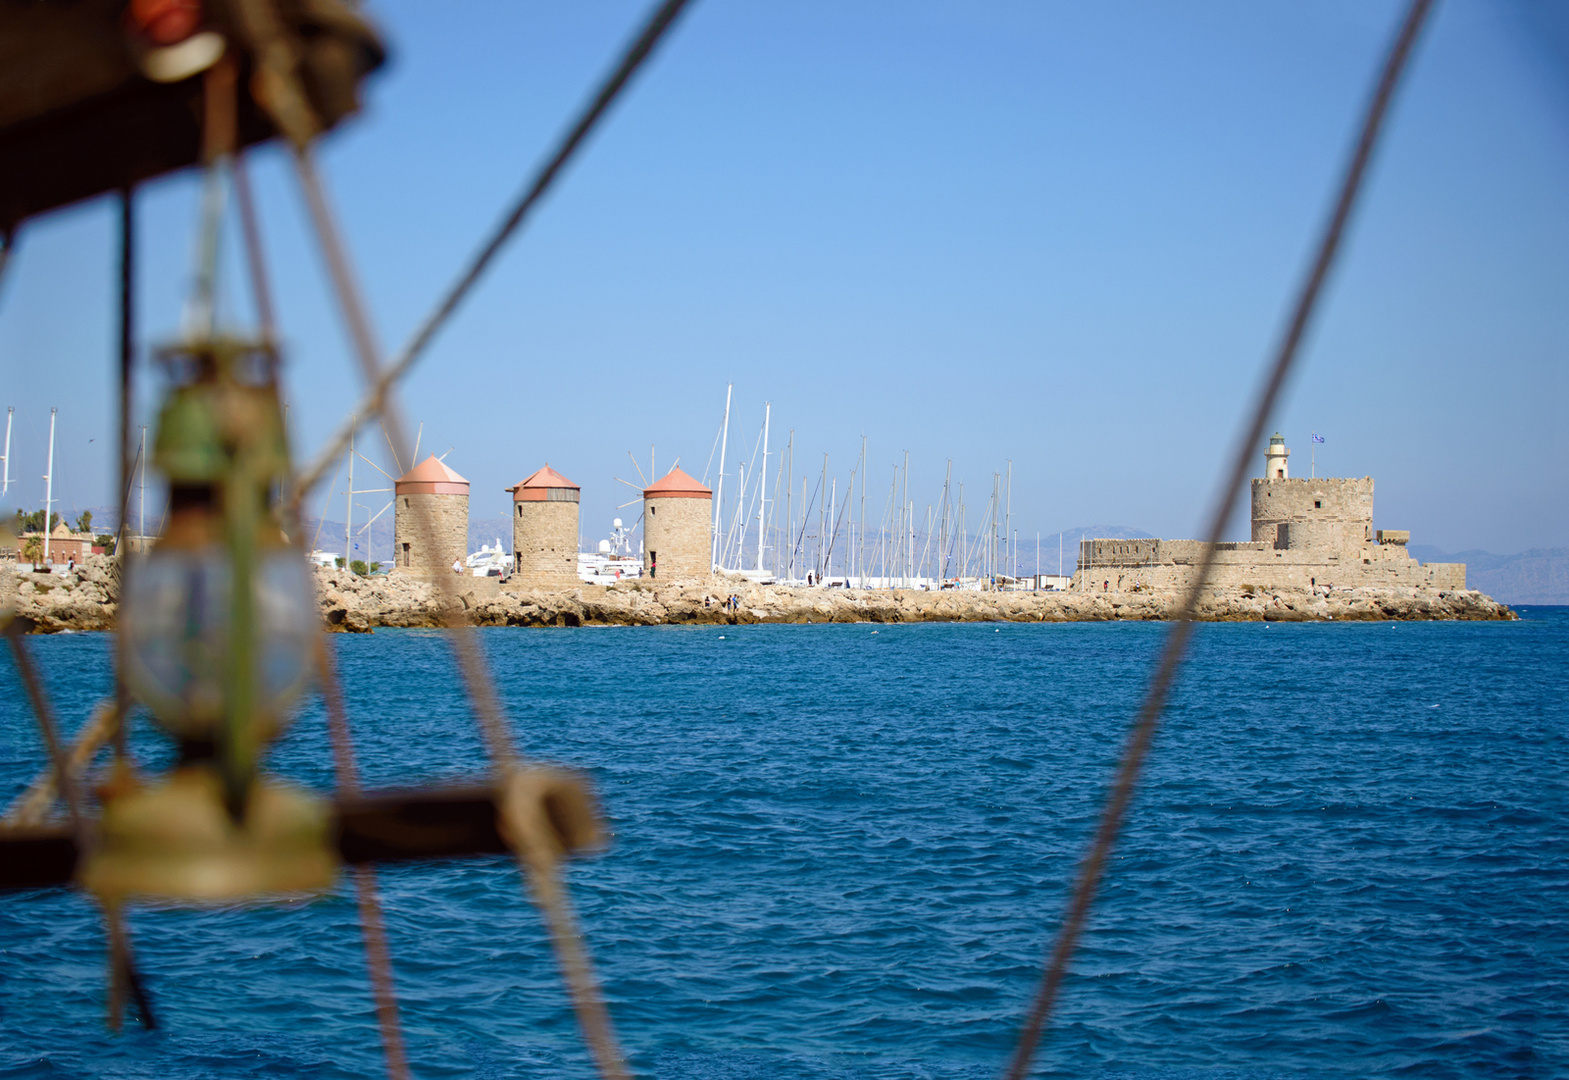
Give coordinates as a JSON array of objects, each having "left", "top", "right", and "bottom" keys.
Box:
[{"left": 1311, "top": 433, "right": 1325, "bottom": 444}]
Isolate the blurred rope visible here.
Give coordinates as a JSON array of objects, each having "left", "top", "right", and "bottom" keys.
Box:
[
  {"left": 279, "top": 4, "right": 701, "bottom": 1069},
  {"left": 316, "top": 637, "right": 411, "bottom": 1080},
  {"left": 1001, "top": 1, "right": 1437, "bottom": 1076},
  {"left": 1, "top": 700, "right": 115, "bottom": 827},
  {"left": 288, "top": 0, "right": 697, "bottom": 511}
]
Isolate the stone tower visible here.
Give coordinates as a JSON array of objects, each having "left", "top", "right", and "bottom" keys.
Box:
[
  {"left": 642, "top": 466, "right": 711, "bottom": 581},
  {"left": 1264, "top": 432, "right": 1290, "bottom": 480},
  {"left": 507, "top": 464, "right": 580, "bottom": 587},
  {"left": 1250, "top": 433, "right": 1373, "bottom": 553},
  {"left": 393, "top": 455, "right": 469, "bottom": 575}
]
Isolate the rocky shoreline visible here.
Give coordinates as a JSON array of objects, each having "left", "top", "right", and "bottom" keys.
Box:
[{"left": 1, "top": 557, "right": 1517, "bottom": 634}]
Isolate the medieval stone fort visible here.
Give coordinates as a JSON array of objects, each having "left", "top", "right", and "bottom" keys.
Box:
[{"left": 1070, "top": 434, "right": 1466, "bottom": 594}]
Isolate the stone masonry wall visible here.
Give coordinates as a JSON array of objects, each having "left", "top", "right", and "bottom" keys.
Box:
[
  {"left": 1074, "top": 543, "right": 1465, "bottom": 594},
  {"left": 1251, "top": 476, "right": 1373, "bottom": 548},
  {"left": 644, "top": 495, "right": 710, "bottom": 581},
  {"left": 513, "top": 500, "right": 579, "bottom": 587},
  {"left": 394, "top": 492, "right": 468, "bottom": 576}
]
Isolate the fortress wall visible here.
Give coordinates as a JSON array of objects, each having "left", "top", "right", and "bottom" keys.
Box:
[
  {"left": 513, "top": 500, "right": 579, "bottom": 587},
  {"left": 394, "top": 492, "right": 468, "bottom": 576},
  {"left": 644, "top": 495, "right": 711, "bottom": 580},
  {"left": 1071, "top": 464, "right": 1463, "bottom": 597},
  {"left": 1078, "top": 537, "right": 1267, "bottom": 569},
  {"left": 1275, "top": 519, "right": 1369, "bottom": 553},
  {"left": 1251, "top": 477, "right": 1373, "bottom": 546},
  {"left": 1074, "top": 546, "right": 1467, "bottom": 594}
]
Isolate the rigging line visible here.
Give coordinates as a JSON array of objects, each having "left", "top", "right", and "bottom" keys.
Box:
[
  {"left": 313, "top": 448, "right": 347, "bottom": 553},
  {"left": 315, "top": 637, "right": 411, "bottom": 1080},
  {"left": 789, "top": 473, "right": 823, "bottom": 565},
  {"left": 3, "top": 624, "right": 84, "bottom": 838},
  {"left": 0, "top": 227, "right": 14, "bottom": 305},
  {"left": 0, "top": 617, "right": 158, "bottom": 1037},
  {"left": 289, "top": 135, "right": 629, "bottom": 1080},
  {"left": 702, "top": 414, "right": 724, "bottom": 486},
  {"left": 286, "top": 0, "right": 697, "bottom": 510},
  {"left": 232, "top": 154, "right": 276, "bottom": 340},
  {"left": 2, "top": 700, "right": 116, "bottom": 827},
  {"left": 1001, "top": 2, "right": 1436, "bottom": 1076},
  {"left": 114, "top": 187, "right": 135, "bottom": 764},
  {"left": 823, "top": 469, "right": 855, "bottom": 572},
  {"left": 289, "top": 145, "right": 515, "bottom": 772}
]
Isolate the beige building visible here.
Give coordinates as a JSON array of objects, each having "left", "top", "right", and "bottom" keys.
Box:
[
  {"left": 1073, "top": 434, "right": 1466, "bottom": 594},
  {"left": 507, "top": 465, "right": 580, "bottom": 587},
  {"left": 19, "top": 521, "right": 95, "bottom": 565},
  {"left": 643, "top": 467, "right": 711, "bottom": 581},
  {"left": 393, "top": 455, "right": 469, "bottom": 576}
]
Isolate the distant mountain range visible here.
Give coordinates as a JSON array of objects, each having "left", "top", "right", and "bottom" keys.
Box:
[{"left": 1409, "top": 546, "right": 1569, "bottom": 605}]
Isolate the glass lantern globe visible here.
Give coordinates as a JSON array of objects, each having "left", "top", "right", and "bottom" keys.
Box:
[{"left": 122, "top": 543, "right": 316, "bottom": 742}]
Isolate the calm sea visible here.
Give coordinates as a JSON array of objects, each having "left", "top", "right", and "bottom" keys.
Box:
[{"left": 2, "top": 611, "right": 1566, "bottom": 1079}]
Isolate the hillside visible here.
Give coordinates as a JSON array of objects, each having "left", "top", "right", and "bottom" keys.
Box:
[{"left": 1409, "top": 546, "right": 1569, "bottom": 605}]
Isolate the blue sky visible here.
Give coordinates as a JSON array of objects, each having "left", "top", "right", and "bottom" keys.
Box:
[{"left": 1, "top": 0, "right": 1565, "bottom": 556}]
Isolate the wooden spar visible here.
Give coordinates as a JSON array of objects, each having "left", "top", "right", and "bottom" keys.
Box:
[{"left": 0, "top": 786, "right": 517, "bottom": 893}]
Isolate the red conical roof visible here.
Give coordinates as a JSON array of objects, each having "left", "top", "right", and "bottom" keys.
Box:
[
  {"left": 644, "top": 466, "right": 711, "bottom": 499},
  {"left": 508, "top": 464, "right": 580, "bottom": 502},
  {"left": 395, "top": 454, "right": 468, "bottom": 494}
]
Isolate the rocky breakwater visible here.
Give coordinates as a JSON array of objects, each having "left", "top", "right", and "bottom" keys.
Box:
[
  {"left": 0, "top": 560, "right": 1515, "bottom": 634},
  {"left": 313, "top": 567, "right": 1515, "bottom": 631},
  {"left": 2, "top": 556, "right": 119, "bottom": 633}
]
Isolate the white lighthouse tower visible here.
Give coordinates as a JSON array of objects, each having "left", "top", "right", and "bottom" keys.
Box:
[{"left": 1264, "top": 432, "right": 1290, "bottom": 480}]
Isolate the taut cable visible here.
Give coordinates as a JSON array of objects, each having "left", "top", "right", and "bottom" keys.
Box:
[
  {"left": 316, "top": 637, "right": 411, "bottom": 1080},
  {"left": 1001, "top": 2, "right": 1437, "bottom": 1076},
  {"left": 287, "top": 0, "right": 697, "bottom": 512}
]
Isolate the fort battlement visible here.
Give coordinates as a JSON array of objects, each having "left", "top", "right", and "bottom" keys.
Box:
[{"left": 1074, "top": 435, "right": 1466, "bottom": 595}]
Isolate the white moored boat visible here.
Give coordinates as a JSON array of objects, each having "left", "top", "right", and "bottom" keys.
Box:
[{"left": 578, "top": 518, "right": 642, "bottom": 584}]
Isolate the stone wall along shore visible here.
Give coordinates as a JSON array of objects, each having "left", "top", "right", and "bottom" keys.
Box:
[
  {"left": 0, "top": 557, "right": 1515, "bottom": 635},
  {"left": 307, "top": 567, "right": 1515, "bottom": 632}
]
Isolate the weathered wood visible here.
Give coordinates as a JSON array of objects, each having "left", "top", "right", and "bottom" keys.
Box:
[{"left": 0, "top": 784, "right": 510, "bottom": 892}]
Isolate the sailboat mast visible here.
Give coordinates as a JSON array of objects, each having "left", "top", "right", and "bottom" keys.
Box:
[
  {"left": 935, "top": 464, "right": 947, "bottom": 580},
  {"left": 139, "top": 426, "right": 146, "bottom": 539},
  {"left": 1006, "top": 460, "right": 1013, "bottom": 580},
  {"left": 756, "top": 402, "right": 770, "bottom": 573},
  {"left": 783, "top": 431, "right": 794, "bottom": 580},
  {"left": 1, "top": 406, "right": 11, "bottom": 497},
  {"left": 43, "top": 408, "right": 56, "bottom": 563},
  {"left": 345, "top": 421, "right": 354, "bottom": 566},
  {"left": 712, "top": 383, "right": 732, "bottom": 570},
  {"left": 827, "top": 477, "right": 836, "bottom": 580},
  {"left": 817, "top": 454, "right": 827, "bottom": 581},
  {"left": 799, "top": 474, "right": 808, "bottom": 579},
  {"left": 858, "top": 436, "right": 867, "bottom": 587},
  {"left": 901, "top": 451, "right": 910, "bottom": 587}
]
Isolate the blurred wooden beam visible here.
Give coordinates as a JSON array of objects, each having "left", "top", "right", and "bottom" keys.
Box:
[{"left": 0, "top": 784, "right": 512, "bottom": 892}]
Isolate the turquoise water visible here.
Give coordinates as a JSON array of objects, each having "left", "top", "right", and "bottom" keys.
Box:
[{"left": 2, "top": 611, "right": 1566, "bottom": 1079}]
